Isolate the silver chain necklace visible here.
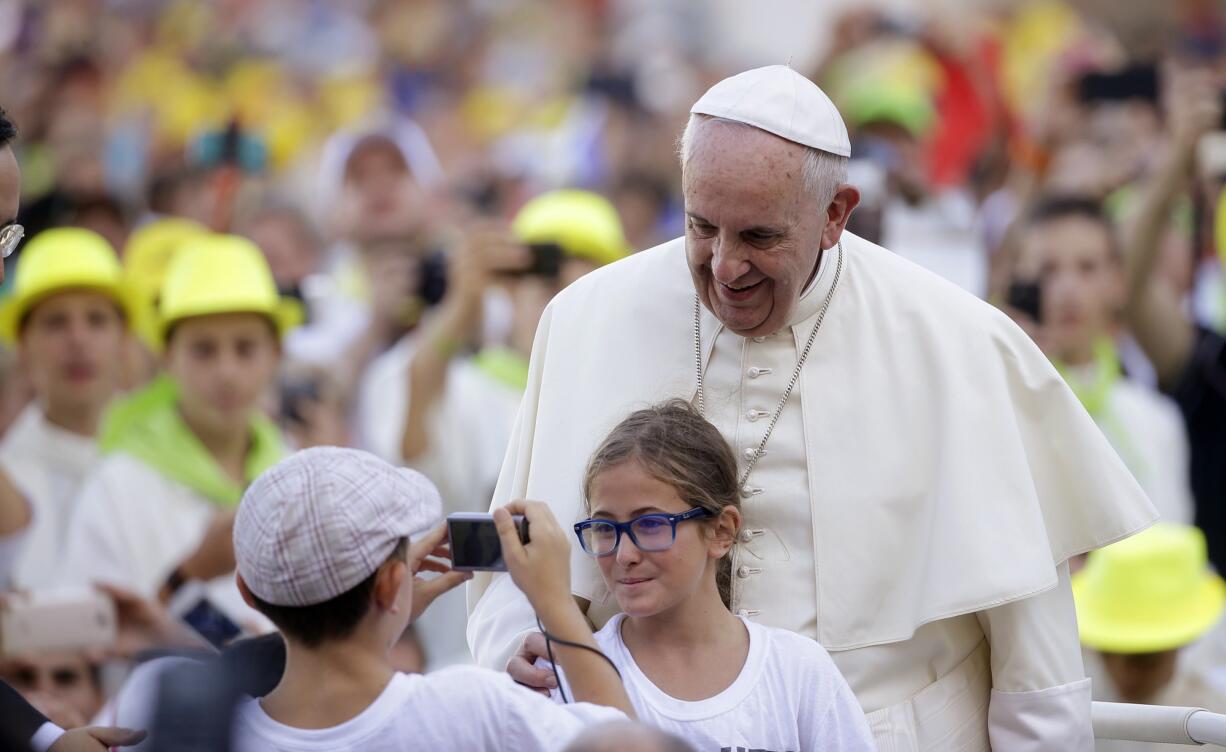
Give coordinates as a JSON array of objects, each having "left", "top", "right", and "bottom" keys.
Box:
[{"left": 694, "top": 241, "right": 844, "bottom": 489}]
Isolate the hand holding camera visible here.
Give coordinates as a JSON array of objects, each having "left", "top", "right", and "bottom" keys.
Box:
[{"left": 493, "top": 501, "right": 575, "bottom": 619}]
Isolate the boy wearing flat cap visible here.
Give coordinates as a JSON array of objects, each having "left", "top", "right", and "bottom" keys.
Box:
[{"left": 231, "top": 446, "right": 632, "bottom": 751}]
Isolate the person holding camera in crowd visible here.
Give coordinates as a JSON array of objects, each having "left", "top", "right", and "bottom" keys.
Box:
[
  {"left": 1005, "top": 195, "right": 1194, "bottom": 525},
  {"left": 356, "top": 188, "right": 628, "bottom": 666},
  {"left": 226, "top": 446, "right": 633, "bottom": 751},
  {"left": 57, "top": 235, "right": 294, "bottom": 624},
  {"left": 1118, "top": 66, "right": 1226, "bottom": 575}
]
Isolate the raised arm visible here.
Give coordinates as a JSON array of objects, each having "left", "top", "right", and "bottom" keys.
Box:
[
  {"left": 400, "top": 226, "right": 527, "bottom": 461},
  {"left": 1121, "top": 69, "right": 1221, "bottom": 389}
]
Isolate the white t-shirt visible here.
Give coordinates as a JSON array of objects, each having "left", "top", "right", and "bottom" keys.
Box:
[
  {"left": 231, "top": 666, "right": 626, "bottom": 752},
  {"left": 550, "top": 614, "right": 876, "bottom": 751}
]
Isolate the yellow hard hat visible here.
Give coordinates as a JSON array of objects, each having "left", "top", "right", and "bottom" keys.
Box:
[
  {"left": 157, "top": 234, "right": 302, "bottom": 347},
  {"left": 123, "top": 218, "right": 208, "bottom": 351},
  {"left": 0, "top": 228, "right": 137, "bottom": 344},
  {"left": 511, "top": 189, "right": 630, "bottom": 267},
  {"left": 1073, "top": 524, "right": 1226, "bottom": 654}
]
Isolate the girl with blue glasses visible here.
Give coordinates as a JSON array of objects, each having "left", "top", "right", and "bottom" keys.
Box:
[{"left": 542, "top": 399, "right": 874, "bottom": 750}]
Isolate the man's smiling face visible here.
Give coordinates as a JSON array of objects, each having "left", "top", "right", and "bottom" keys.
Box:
[{"left": 682, "top": 120, "right": 829, "bottom": 337}]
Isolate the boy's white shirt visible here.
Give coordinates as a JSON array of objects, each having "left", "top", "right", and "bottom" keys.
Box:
[
  {"left": 545, "top": 613, "right": 876, "bottom": 751},
  {"left": 56, "top": 452, "right": 269, "bottom": 629},
  {"left": 231, "top": 666, "right": 625, "bottom": 752},
  {"left": 0, "top": 404, "right": 99, "bottom": 588}
]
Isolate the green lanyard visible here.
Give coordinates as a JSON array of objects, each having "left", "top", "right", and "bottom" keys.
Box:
[{"left": 1056, "top": 338, "right": 1150, "bottom": 484}]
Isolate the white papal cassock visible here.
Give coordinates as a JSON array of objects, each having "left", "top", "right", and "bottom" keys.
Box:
[{"left": 467, "top": 231, "right": 1157, "bottom": 751}]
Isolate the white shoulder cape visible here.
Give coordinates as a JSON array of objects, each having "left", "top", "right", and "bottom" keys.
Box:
[{"left": 471, "top": 232, "right": 1157, "bottom": 650}]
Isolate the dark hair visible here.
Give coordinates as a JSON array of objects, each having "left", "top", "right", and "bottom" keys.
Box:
[
  {"left": 1025, "top": 194, "right": 1120, "bottom": 256},
  {"left": 583, "top": 399, "right": 741, "bottom": 609},
  {"left": 0, "top": 107, "right": 16, "bottom": 148},
  {"left": 250, "top": 538, "right": 407, "bottom": 648}
]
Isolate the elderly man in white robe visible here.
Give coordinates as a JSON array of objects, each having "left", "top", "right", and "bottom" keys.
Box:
[{"left": 468, "top": 66, "right": 1157, "bottom": 751}]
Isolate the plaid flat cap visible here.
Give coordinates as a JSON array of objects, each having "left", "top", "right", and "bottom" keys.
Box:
[{"left": 235, "top": 446, "right": 442, "bottom": 607}]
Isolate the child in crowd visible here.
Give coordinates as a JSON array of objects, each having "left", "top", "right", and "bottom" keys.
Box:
[
  {"left": 545, "top": 400, "right": 875, "bottom": 750},
  {"left": 58, "top": 234, "right": 294, "bottom": 622},
  {"left": 230, "top": 446, "right": 634, "bottom": 751}
]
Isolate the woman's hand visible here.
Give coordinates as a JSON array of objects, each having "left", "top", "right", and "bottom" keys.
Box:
[{"left": 495, "top": 501, "right": 573, "bottom": 617}]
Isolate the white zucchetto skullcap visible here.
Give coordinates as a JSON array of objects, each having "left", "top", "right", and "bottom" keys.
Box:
[{"left": 691, "top": 65, "right": 851, "bottom": 158}]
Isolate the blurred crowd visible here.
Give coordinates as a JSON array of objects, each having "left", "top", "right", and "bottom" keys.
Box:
[{"left": 2, "top": 0, "right": 1226, "bottom": 748}]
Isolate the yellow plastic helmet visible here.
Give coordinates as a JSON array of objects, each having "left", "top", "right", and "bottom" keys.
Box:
[
  {"left": 511, "top": 189, "right": 630, "bottom": 268},
  {"left": 0, "top": 228, "right": 137, "bottom": 344},
  {"left": 124, "top": 218, "right": 209, "bottom": 350},
  {"left": 1073, "top": 523, "right": 1226, "bottom": 654},
  {"left": 157, "top": 233, "right": 302, "bottom": 347}
]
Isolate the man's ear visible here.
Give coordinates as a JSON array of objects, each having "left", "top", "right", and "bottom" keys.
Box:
[
  {"left": 236, "top": 573, "right": 256, "bottom": 609},
  {"left": 821, "top": 184, "right": 861, "bottom": 250},
  {"left": 709, "top": 506, "right": 742, "bottom": 558},
  {"left": 373, "top": 559, "right": 409, "bottom": 614}
]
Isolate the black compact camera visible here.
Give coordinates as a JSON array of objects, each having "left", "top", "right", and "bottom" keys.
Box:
[{"left": 448, "top": 513, "right": 530, "bottom": 572}]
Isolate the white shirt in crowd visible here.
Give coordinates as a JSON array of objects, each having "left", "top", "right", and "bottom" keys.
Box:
[
  {"left": 1063, "top": 361, "right": 1195, "bottom": 526},
  {"left": 548, "top": 613, "right": 876, "bottom": 751},
  {"left": 231, "top": 666, "right": 626, "bottom": 752},
  {"left": 56, "top": 453, "right": 268, "bottom": 629},
  {"left": 0, "top": 404, "right": 98, "bottom": 588}
]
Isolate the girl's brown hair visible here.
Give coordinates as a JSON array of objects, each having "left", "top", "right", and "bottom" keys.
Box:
[{"left": 583, "top": 399, "right": 741, "bottom": 609}]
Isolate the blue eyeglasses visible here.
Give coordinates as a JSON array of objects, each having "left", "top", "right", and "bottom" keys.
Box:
[{"left": 574, "top": 507, "right": 713, "bottom": 557}]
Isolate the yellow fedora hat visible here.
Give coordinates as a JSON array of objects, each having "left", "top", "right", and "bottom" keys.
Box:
[{"left": 1074, "top": 523, "right": 1226, "bottom": 654}]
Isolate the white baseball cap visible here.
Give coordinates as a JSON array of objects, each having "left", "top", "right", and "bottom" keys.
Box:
[
  {"left": 234, "top": 446, "right": 442, "bottom": 607},
  {"left": 691, "top": 65, "right": 851, "bottom": 158}
]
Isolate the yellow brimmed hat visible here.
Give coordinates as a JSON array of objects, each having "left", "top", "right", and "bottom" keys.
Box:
[
  {"left": 157, "top": 233, "right": 302, "bottom": 346},
  {"left": 1074, "top": 524, "right": 1226, "bottom": 654},
  {"left": 123, "top": 218, "right": 208, "bottom": 350},
  {"left": 0, "top": 228, "right": 138, "bottom": 344},
  {"left": 511, "top": 189, "right": 630, "bottom": 267}
]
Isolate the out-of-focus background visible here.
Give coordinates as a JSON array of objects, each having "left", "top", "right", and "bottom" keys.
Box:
[{"left": 4, "top": 0, "right": 1226, "bottom": 744}]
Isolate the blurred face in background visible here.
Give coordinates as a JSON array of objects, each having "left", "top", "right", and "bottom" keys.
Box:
[
  {"left": 1022, "top": 215, "right": 1122, "bottom": 363},
  {"left": 165, "top": 313, "right": 280, "bottom": 438},
  {"left": 338, "top": 136, "right": 428, "bottom": 242},
  {"left": 246, "top": 210, "right": 321, "bottom": 290},
  {"left": 19, "top": 291, "right": 126, "bottom": 419},
  {"left": 0, "top": 651, "right": 103, "bottom": 729},
  {"left": 1101, "top": 650, "right": 1178, "bottom": 704}
]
